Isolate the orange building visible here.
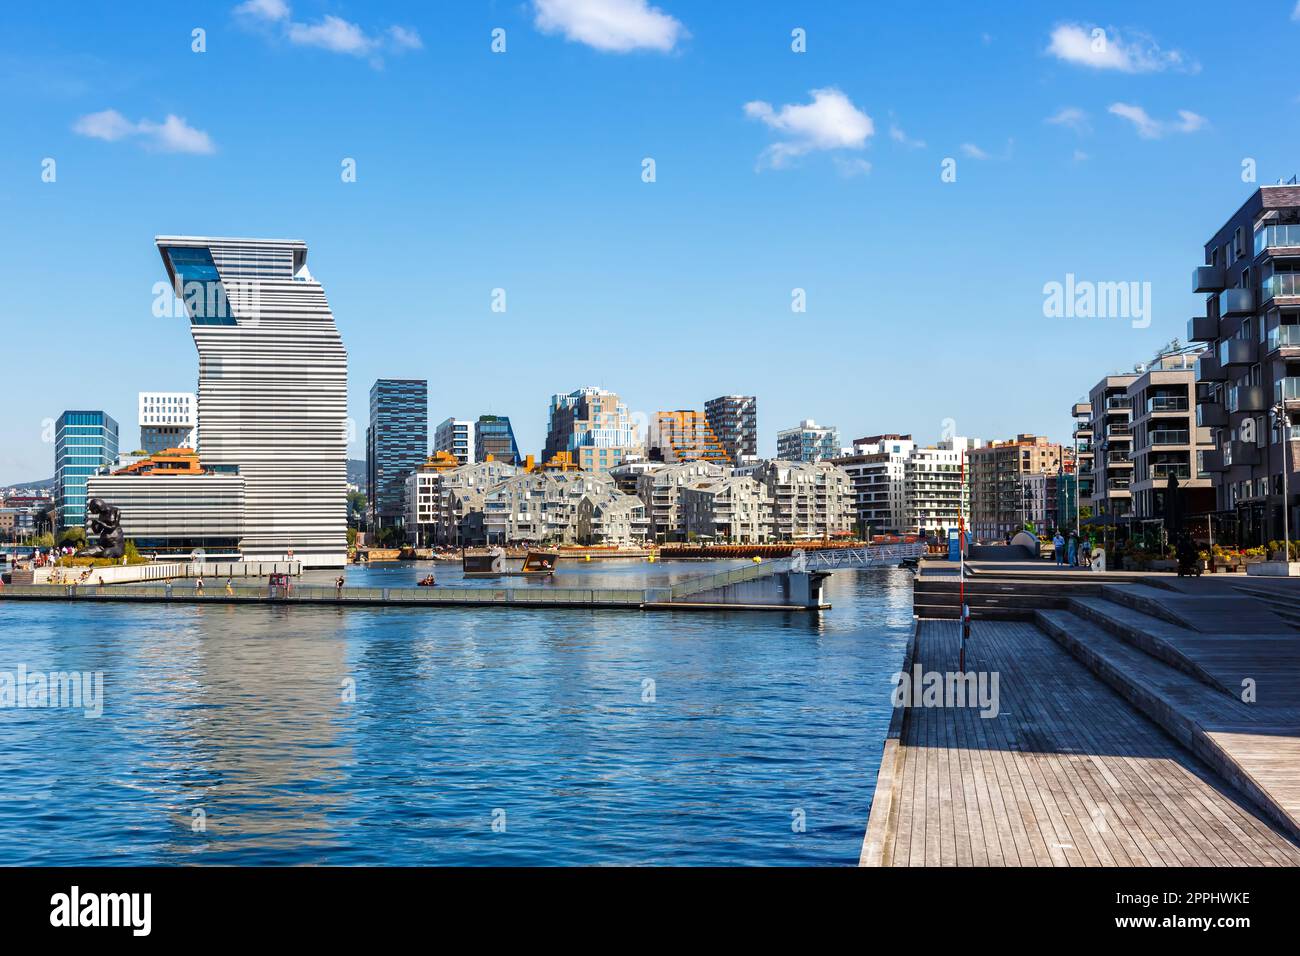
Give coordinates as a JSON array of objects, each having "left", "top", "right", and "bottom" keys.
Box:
[{"left": 648, "top": 410, "right": 730, "bottom": 464}]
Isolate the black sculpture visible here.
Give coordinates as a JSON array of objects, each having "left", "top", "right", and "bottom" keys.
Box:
[{"left": 78, "top": 498, "right": 125, "bottom": 559}]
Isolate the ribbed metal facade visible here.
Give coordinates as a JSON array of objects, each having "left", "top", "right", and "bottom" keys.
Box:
[{"left": 156, "top": 236, "right": 348, "bottom": 567}]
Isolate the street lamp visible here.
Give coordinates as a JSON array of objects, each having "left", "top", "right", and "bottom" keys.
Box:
[{"left": 1272, "top": 403, "right": 1292, "bottom": 565}]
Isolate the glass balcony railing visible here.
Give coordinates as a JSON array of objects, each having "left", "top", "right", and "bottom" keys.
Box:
[
  {"left": 1147, "top": 395, "right": 1189, "bottom": 413},
  {"left": 1105, "top": 397, "right": 1132, "bottom": 409},
  {"left": 1150, "top": 463, "right": 1192, "bottom": 481},
  {"left": 1268, "top": 325, "right": 1300, "bottom": 351},
  {"left": 1277, "top": 377, "right": 1300, "bottom": 403},
  {"left": 1150, "top": 430, "right": 1191, "bottom": 446},
  {"left": 1255, "top": 223, "right": 1300, "bottom": 255},
  {"left": 1107, "top": 423, "right": 1132, "bottom": 436},
  {"left": 1262, "top": 273, "right": 1300, "bottom": 301}
]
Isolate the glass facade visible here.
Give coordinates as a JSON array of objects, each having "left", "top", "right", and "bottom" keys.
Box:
[
  {"left": 55, "top": 410, "right": 119, "bottom": 530},
  {"left": 475, "top": 415, "right": 521, "bottom": 465},
  {"left": 163, "top": 246, "right": 236, "bottom": 325},
  {"left": 367, "top": 380, "right": 428, "bottom": 528}
]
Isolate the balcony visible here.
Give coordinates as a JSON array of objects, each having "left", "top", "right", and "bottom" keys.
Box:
[
  {"left": 1147, "top": 395, "right": 1189, "bottom": 413},
  {"left": 1267, "top": 324, "right": 1300, "bottom": 353},
  {"left": 1219, "top": 338, "right": 1258, "bottom": 367},
  {"left": 1224, "top": 441, "right": 1260, "bottom": 468},
  {"left": 1150, "top": 463, "right": 1192, "bottom": 481},
  {"left": 1262, "top": 273, "right": 1300, "bottom": 303},
  {"left": 1255, "top": 223, "right": 1300, "bottom": 256},
  {"left": 1187, "top": 314, "right": 1218, "bottom": 342},
  {"left": 1149, "top": 429, "right": 1191, "bottom": 446},
  {"left": 1196, "top": 355, "right": 1226, "bottom": 381},
  {"left": 1218, "top": 288, "right": 1255, "bottom": 316},
  {"left": 1106, "top": 423, "right": 1132, "bottom": 437},
  {"left": 1277, "top": 377, "right": 1300, "bottom": 404},
  {"left": 1193, "top": 264, "right": 1226, "bottom": 293},
  {"left": 1228, "top": 384, "right": 1269, "bottom": 413},
  {"left": 1201, "top": 449, "right": 1228, "bottom": 472},
  {"left": 1105, "top": 396, "right": 1132, "bottom": 410},
  {"left": 1196, "top": 403, "right": 1228, "bottom": 428}
]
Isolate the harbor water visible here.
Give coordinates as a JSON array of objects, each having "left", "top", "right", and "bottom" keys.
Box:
[{"left": 0, "top": 560, "right": 914, "bottom": 865}]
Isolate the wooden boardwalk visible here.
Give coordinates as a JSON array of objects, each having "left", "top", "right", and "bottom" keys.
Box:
[{"left": 863, "top": 620, "right": 1300, "bottom": 866}]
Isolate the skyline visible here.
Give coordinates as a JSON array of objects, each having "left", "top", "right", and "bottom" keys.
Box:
[{"left": 5, "top": 1, "right": 1300, "bottom": 483}]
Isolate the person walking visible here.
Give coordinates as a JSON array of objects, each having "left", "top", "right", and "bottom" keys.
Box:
[
  {"left": 1080, "top": 537, "right": 1092, "bottom": 569},
  {"left": 1067, "top": 533, "right": 1078, "bottom": 567},
  {"left": 225, "top": 577, "right": 234, "bottom": 596},
  {"left": 195, "top": 575, "right": 204, "bottom": 595},
  {"left": 1053, "top": 530, "right": 1066, "bottom": 567}
]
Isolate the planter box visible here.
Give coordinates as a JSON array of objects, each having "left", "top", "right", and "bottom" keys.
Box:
[{"left": 1247, "top": 561, "right": 1300, "bottom": 577}]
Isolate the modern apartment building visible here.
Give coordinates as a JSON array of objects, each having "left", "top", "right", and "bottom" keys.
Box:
[
  {"left": 54, "top": 410, "right": 119, "bottom": 530},
  {"left": 680, "top": 476, "right": 771, "bottom": 543},
  {"left": 575, "top": 493, "right": 651, "bottom": 546},
  {"left": 1126, "top": 349, "right": 1215, "bottom": 520},
  {"left": 156, "top": 236, "right": 348, "bottom": 566},
  {"left": 833, "top": 435, "right": 977, "bottom": 536},
  {"left": 704, "top": 395, "right": 758, "bottom": 462},
  {"left": 367, "top": 379, "right": 428, "bottom": 531},
  {"left": 138, "top": 391, "right": 196, "bottom": 454},
  {"left": 1188, "top": 184, "right": 1300, "bottom": 545},
  {"left": 1086, "top": 374, "right": 1139, "bottom": 522},
  {"left": 832, "top": 435, "right": 914, "bottom": 534},
  {"left": 752, "top": 459, "right": 854, "bottom": 540},
  {"left": 404, "top": 458, "right": 517, "bottom": 546},
  {"left": 635, "top": 460, "right": 730, "bottom": 541},
  {"left": 776, "top": 419, "right": 840, "bottom": 462},
  {"left": 474, "top": 415, "right": 521, "bottom": 465},
  {"left": 1071, "top": 401, "right": 1095, "bottom": 505},
  {"left": 969, "top": 435, "right": 1063, "bottom": 540},
  {"left": 482, "top": 471, "right": 620, "bottom": 544},
  {"left": 542, "top": 386, "right": 642, "bottom": 471},
  {"left": 647, "top": 410, "right": 730, "bottom": 463},
  {"left": 433, "top": 417, "right": 474, "bottom": 466}
]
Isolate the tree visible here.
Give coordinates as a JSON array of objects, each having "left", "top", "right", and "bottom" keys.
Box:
[
  {"left": 347, "top": 491, "right": 367, "bottom": 529},
  {"left": 57, "top": 526, "right": 86, "bottom": 549}
]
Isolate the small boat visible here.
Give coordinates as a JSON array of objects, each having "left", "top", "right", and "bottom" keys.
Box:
[
  {"left": 417, "top": 574, "right": 437, "bottom": 587},
  {"left": 462, "top": 546, "right": 506, "bottom": 576},
  {"left": 520, "top": 550, "right": 558, "bottom": 575},
  {"left": 898, "top": 557, "right": 920, "bottom": 570}
]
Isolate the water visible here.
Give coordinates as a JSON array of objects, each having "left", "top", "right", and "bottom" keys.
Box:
[{"left": 0, "top": 560, "right": 915, "bottom": 865}]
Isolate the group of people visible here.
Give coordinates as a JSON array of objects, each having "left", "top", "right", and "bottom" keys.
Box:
[{"left": 1051, "top": 531, "right": 1094, "bottom": 568}]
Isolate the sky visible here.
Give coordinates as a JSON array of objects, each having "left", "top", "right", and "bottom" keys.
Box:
[{"left": 2, "top": 0, "right": 1300, "bottom": 484}]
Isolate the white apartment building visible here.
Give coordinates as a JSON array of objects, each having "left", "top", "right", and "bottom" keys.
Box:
[
  {"left": 482, "top": 471, "right": 620, "bottom": 544},
  {"left": 138, "top": 391, "right": 196, "bottom": 454},
  {"left": 680, "top": 476, "right": 771, "bottom": 542},
  {"left": 753, "top": 459, "right": 854, "bottom": 540},
  {"left": 405, "top": 459, "right": 518, "bottom": 546},
  {"left": 635, "top": 460, "right": 730, "bottom": 541},
  {"left": 156, "top": 236, "right": 348, "bottom": 566},
  {"left": 576, "top": 492, "right": 650, "bottom": 546},
  {"left": 833, "top": 435, "right": 979, "bottom": 535},
  {"left": 776, "top": 419, "right": 840, "bottom": 462},
  {"left": 433, "top": 418, "right": 475, "bottom": 466}
]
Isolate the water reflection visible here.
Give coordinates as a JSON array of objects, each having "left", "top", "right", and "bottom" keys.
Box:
[{"left": 0, "top": 562, "right": 915, "bottom": 865}]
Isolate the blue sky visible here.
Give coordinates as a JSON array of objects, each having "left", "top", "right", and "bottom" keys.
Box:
[{"left": 2, "top": 0, "right": 1300, "bottom": 484}]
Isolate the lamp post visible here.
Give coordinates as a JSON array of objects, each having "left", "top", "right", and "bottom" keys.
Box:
[{"left": 1273, "top": 402, "right": 1292, "bottom": 565}]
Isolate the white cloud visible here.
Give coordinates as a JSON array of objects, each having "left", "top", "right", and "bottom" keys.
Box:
[
  {"left": 834, "top": 157, "right": 872, "bottom": 178},
  {"left": 743, "top": 87, "right": 873, "bottom": 169},
  {"left": 1108, "top": 102, "right": 1207, "bottom": 139},
  {"left": 1074, "top": 149, "right": 1090, "bottom": 162},
  {"left": 73, "top": 109, "right": 215, "bottom": 154},
  {"left": 1045, "top": 106, "right": 1090, "bottom": 135},
  {"left": 1046, "top": 23, "right": 1197, "bottom": 73},
  {"left": 960, "top": 142, "right": 990, "bottom": 160},
  {"left": 1294, "top": 1, "right": 1300, "bottom": 21},
  {"left": 533, "top": 0, "right": 686, "bottom": 53},
  {"left": 235, "top": 0, "right": 289, "bottom": 21},
  {"left": 234, "top": 2, "right": 421, "bottom": 63},
  {"left": 889, "top": 122, "right": 926, "bottom": 149}
]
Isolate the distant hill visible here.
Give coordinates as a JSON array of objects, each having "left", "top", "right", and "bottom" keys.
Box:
[
  {"left": 5, "top": 477, "right": 54, "bottom": 492},
  {"left": 347, "top": 459, "right": 366, "bottom": 486}
]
